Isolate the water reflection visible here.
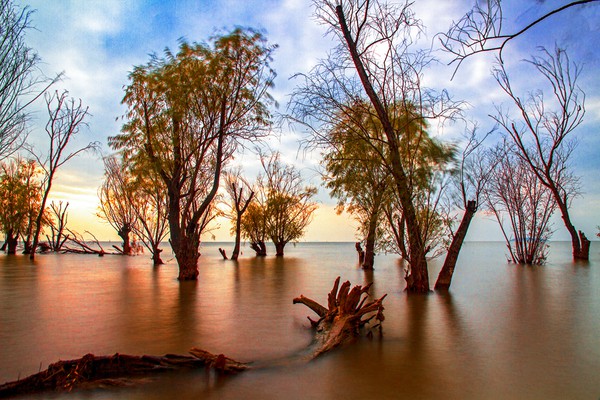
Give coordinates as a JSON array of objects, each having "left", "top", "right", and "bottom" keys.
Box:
[{"left": 0, "top": 242, "right": 598, "bottom": 399}]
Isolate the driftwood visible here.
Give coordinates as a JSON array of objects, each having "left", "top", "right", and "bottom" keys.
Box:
[
  {"left": 1, "top": 278, "right": 383, "bottom": 398},
  {"left": 218, "top": 248, "right": 228, "bottom": 260},
  {"left": 294, "top": 276, "right": 386, "bottom": 357},
  {"left": 62, "top": 230, "right": 109, "bottom": 256},
  {"left": 0, "top": 348, "right": 248, "bottom": 398}
]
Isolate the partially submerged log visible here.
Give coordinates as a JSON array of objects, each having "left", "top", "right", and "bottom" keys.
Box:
[
  {"left": 293, "top": 276, "right": 386, "bottom": 358},
  {"left": 1, "top": 278, "right": 382, "bottom": 398},
  {"left": 0, "top": 349, "right": 248, "bottom": 398}
]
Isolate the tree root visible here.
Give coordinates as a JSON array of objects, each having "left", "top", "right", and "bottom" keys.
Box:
[
  {"left": 293, "top": 276, "right": 386, "bottom": 358},
  {"left": 0, "top": 277, "right": 384, "bottom": 398}
]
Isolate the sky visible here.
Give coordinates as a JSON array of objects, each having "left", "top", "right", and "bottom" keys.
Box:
[{"left": 14, "top": 0, "right": 600, "bottom": 243}]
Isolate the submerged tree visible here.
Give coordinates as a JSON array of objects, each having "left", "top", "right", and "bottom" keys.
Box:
[
  {"left": 435, "top": 126, "right": 494, "bottom": 290},
  {"left": 492, "top": 46, "right": 590, "bottom": 260},
  {"left": 291, "top": 0, "right": 461, "bottom": 292},
  {"left": 111, "top": 28, "right": 276, "bottom": 280},
  {"left": 28, "top": 90, "right": 96, "bottom": 259},
  {"left": 260, "top": 152, "right": 317, "bottom": 257},
  {"left": 484, "top": 145, "right": 556, "bottom": 265},
  {"left": 0, "top": 158, "right": 42, "bottom": 253},
  {"left": 46, "top": 201, "right": 69, "bottom": 252},
  {"left": 129, "top": 170, "right": 169, "bottom": 265},
  {"left": 223, "top": 169, "right": 254, "bottom": 261},
  {"left": 0, "top": 0, "right": 58, "bottom": 159},
  {"left": 98, "top": 156, "right": 137, "bottom": 255}
]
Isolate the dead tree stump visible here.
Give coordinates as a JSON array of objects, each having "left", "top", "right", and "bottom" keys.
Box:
[{"left": 293, "top": 276, "right": 386, "bottom": 358}]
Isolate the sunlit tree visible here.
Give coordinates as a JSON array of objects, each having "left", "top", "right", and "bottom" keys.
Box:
[
  {"left": 260, "top": 152, "right": 317, "bottom": 257},
  {"left": 0, "top": 158, "right": 43, "bottom": 254},
  {"left": 111, "top": 28, "right": 276, "bottom": 280},
  {"left": 0, "top": 0, "right": 58, "bottom": 160},
  {"left": 223, "top": 169, "right": 254, "bottom": 260},
  {"left": 291, "top": 0, "right": 462, "bottom": 292}
]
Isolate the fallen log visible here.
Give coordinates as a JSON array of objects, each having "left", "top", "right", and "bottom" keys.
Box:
[
  {"left": 0, "top": 349, "right": 248, "bottom": 398},
  {"left": 293, "top": 276, "right": 386, "bottom": 358},
  {"left": 1, "top": 278, "right": 384, "bottom": 398}
]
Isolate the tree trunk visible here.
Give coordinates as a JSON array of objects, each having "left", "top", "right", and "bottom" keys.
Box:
[
  {"left": 231, "top": 219, "right": 242, "bottom": 260},
  {"left": 174, "top": 238, "right": 200, "bottom": 281},
  {"left": 274, "top": 241, "right": 286, "bottom": 257},
  {"left": 5, "top": 230, "right": 18, "bottom": 255},
  {"left": 335, "top": 5, "right": 429, "bottom": 293},
  {"left": 151, "top": 246, "right": 163, "bottom": 266},
  {"left": 250, "top": 241, "right": 267, "bottom": 256},
  {"left": 355, "top": 242, "right": 365, "bottom": 264},
  {"left": 293, "top": 277, "right": 386, "bottom": 357},
  {"left": 362, "top": 214, "right": 378, "bottom": 270},
  {"left": 577, "top": 230, "right": 590, "bottom": 260},
  {"left": 435, "top": 200, "right": 477, "bottom": 290},
  {"left": 118, "top": 224, "right": 132, "bottom": 255},
  {"left": 218, "top": 248, "right": 228, "bottom": 260}
]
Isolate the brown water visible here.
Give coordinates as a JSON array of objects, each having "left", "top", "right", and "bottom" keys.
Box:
[{"left": 0, "top": 242, "right": 598, "bottom": 399}]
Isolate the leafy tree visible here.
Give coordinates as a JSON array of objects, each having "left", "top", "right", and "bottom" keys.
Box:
[
  {"left": 0, "top": 158, "right": 43, "bottom": 253},
  {"left": 240, "top": 200, "right": 268, "bottom": 256},
  {"left": 111, "top": 28, "right": 276, "bottom": 280},
  {"left": 129, "top": 169, "right": 169, "bottom": 265},
  {"left": 291, "top": 0, "right": 461, "bottom": 292},
  {"left": 248, "top": 152, "right": 318, "bottom": 257}
]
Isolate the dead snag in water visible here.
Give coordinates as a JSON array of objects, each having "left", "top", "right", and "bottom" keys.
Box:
[
  {"left": 218, "top": 248, "right": 229, "bottom": 260},
  {"left": 293, "top": 276, "right": 386, "bottom": 358},
  {"left": 0, "top": 349, "right": 248, "bottom": 398}
]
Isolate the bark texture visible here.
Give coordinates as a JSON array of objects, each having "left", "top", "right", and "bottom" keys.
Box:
[
  {"left": 435, "top": 200, "right": 477, "bottom": 290},
  {"left": 293, "top": 276, "right": 386, "bottom": 358},
  {"left": 0, "top": 349, "right": 248, "bottom": 398}
]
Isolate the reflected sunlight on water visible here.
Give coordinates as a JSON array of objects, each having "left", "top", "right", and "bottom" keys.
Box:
[{"left": 0, "top": 241, "right": 599, "bottom": 399}]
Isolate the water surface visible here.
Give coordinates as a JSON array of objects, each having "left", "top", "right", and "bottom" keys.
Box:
[{"left": 0, "top": 242, "right": 598, "bottom": 399}]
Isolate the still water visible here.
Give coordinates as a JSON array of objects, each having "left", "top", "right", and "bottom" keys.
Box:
[{"left": 0, "top": 241, "right": 598, "bottom": 399}]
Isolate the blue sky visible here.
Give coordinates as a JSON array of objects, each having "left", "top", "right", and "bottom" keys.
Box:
[{"left": 16, "top": 0, "right": 600, "bottom": 242}]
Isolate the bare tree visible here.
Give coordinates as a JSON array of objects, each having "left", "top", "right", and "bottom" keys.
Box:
[
  {"left": 484, "top": 144, "right": 556, "bottom": 265},
  {"left": 46, "top": 201, "right": 69, "bottom": 252},
  {"left": 28, "top": 90, "right": 97, "bottom": 259},
  {"left": 98, "top": 156, "right": 137, "bottom": 255},
  {"left": 435, "top": 124, "right": 495, "bottom": 290},
  {"left": 439, "top": 0, "right": 599, "bottom": 74},
  {"left": 112, "top": 29, "right": 275, "bottom": 280},
  {"left": 291, "top": 0, "right": 462, "bottom": 292},
  {"left": 492, "top": 46, "right": 590, "bottom": 260},
  {"left": 0, "top": 0, "right": 58, "bottom": 159},
  {"left": 129, "top": 172, "right": 169, "bottom": 265},
  {"left": 223, "top": 169, "right": 254, "bottom": 261}
]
